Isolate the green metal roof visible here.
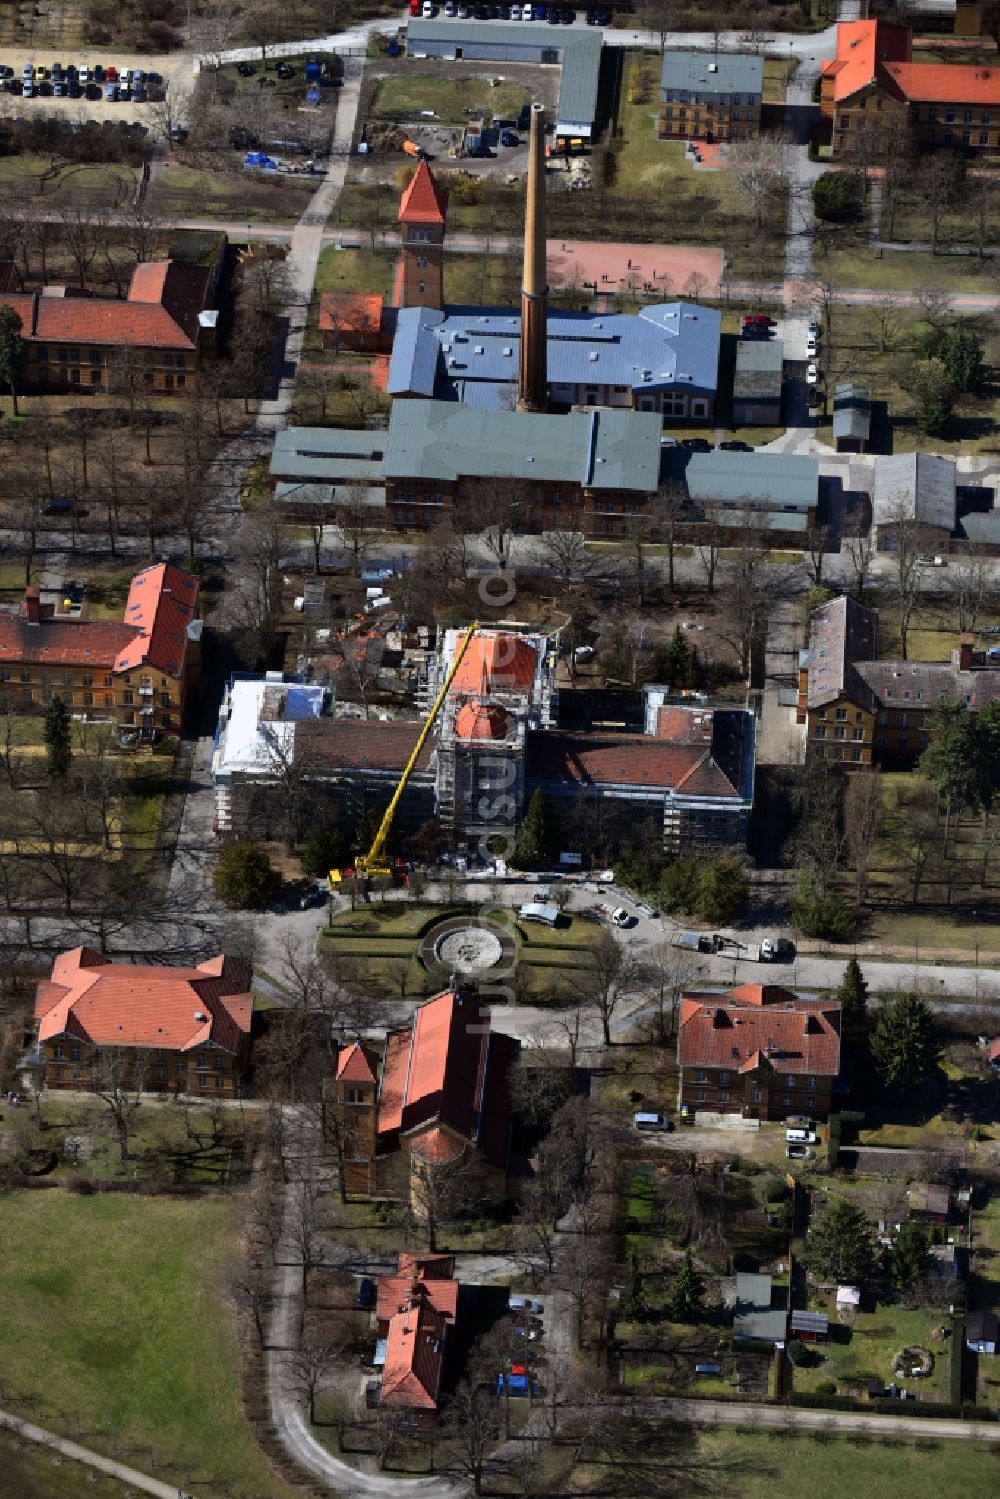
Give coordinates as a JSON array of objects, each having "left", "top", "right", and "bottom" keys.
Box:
[
  {"left": 682, "top": 451, "right": 818, "bottom": 509},
  {"left": 384, "top": 399, "right": 662, "bottom": 493},
  {"left": 270, "top": 427, "right": 387, "bottom": 485}
]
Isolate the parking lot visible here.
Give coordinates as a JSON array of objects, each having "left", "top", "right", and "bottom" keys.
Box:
[{"left": 0, "top": 46, "right": 194, "bottom": 126}]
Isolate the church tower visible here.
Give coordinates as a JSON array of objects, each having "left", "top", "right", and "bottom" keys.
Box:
[{"left": 394, "top": 161, "right": 448, "bottom": 310}]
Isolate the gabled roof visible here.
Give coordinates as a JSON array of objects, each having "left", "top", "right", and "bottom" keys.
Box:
[
  {"left": 0, "top": 261, "right": 212, "bottom": 351},
  {"left": 803, "top": 594, "right": 878, "bottom": 712},
  {"left": 318, "top": 292, "right": 385, "bottom": 335},
  {"left": 376, "top": 990, "right": 516, "bottom": 1169},
  {"left": 294, "top": 717, "right": 435, "bottom": 774},
  {"left": 820, "top": 19, "right": 911, "bottom": 103},
  {"left": 376, "top": 1267, "right": 458, "bottom": 1327},
  {"left": 884, "top": 61, "right": 1000, "bottom": 106},
  {"left": 872, "top": 452, "right": 956, "bottom": 533},
  {"left": 855, "top": 660, "right": 1000, "bottom": 711},
  {"left": 678, "top": 986, "right": 841, "bottom": 1078},
  {"left": 0, "top": 613, "right": 137, "bottom": 669},
  {"left": 380, "top": 1300, "right": 447, "bottom": 1410},
  {"left": 35, "top": 949, "right": 252, "bottom": 1054},
  {"left": 525, "top": 719, "right": 746, "bottom": 799},
  {"left": 454, "top": 702, "right": 513, "bottom": 741},
  {"left": 114, "top": 562, "right": 200, "bottom": 678},
  {"left": 398, "top": 162, "right": 448, "bottom": 226}
]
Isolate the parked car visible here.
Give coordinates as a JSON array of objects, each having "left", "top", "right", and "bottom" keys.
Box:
[
  {"left": 508, "top": 1295, "right": 544, "bottom": 1314},
  {"left": 356, "top": 1276, "right": 376, "bottom": 1308},
  {"left": 236, "top": 61, "right": 256, "bottom": 76},
  {"left": 276, "top": 60, "right": 295, "bottom": 77},
  {"left": 805, "top": 335, "right": 817, "bottom": 357},
  {"left": 22, "top": 63, "right": 34, "bottom": 80},
  {"left": 786, "top": 1145, "right": 812, "bottom": 1159},
  {"left": 807, "top": 319, "right": 819, "bottom": 337},
  {"left": 681, "top": 437, "right": 713, "bottom": 451},
  {"left": 43, "top": 498, "right": 89, "bottom": 517},
  {"left": 611, "top": 906, "right": 635, "bottom": 928},
  {"left": 633, "top": 1112, "right": 674, "bottom": 1133},
  {"left": 719, "top": 439, "right": 752, "bottom": 451},
  {"left": 78, "top": 65, "right": 89, "bottom": 84},
  {"left": 806, "top": 363, "right": 819, "bottom": 385},
  {"left": 105, "top": 83, "right": 118, "bottom": 101},
  {"left": 22, "top": 79, "right": 34, "bottom": 98},
  {"left": 760, "top": 936, "right": 795, "bottom": 962}
]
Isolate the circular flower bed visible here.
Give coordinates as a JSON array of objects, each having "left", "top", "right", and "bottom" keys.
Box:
[
  {"left": 892, "top": 1345, "right": 934, "bottom": 1379},
  {"left": 418, "top": 913, "right": 516, "bottom": 984}
]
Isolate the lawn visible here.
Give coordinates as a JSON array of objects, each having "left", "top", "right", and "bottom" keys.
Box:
[
  {"left": 150, "top": 164, "right": 315, "bottom": 224},
  {"left": 371, "top": 73, "right": 531, "bottom": 123},
  {"left": 0, "top": 1428, "right": 126, "bottom": 1499},
  {"left": 791, "top": 1299, "right": 954, "bottom": 1403},
  {"left": 0, "top": 1192, "right": 296, "bottom": 1498},
  {"left": 0, "top": 155, "right": 138, "bottom": 207},
  {"left": 820, "top": 234, "right": 999, "bottom": 294}
]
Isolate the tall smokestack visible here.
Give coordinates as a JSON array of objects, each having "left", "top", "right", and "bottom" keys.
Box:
[{"left": 518, "top": 103, "right": 548, "bottom": 413}]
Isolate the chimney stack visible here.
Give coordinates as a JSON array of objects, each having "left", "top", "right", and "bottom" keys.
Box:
[
  {"left": 518, "top": 104, "right": 548, "bottom": 412},
  {"left": 22, "top": 587, "right": 41, "bottom": 626}
]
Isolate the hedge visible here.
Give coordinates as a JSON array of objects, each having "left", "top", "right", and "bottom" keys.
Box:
[{"left": 951, "top": 1315, "right": 965, "bottom": 1408}]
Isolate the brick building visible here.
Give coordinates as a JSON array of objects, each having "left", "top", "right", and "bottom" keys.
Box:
[
  {"left": 0, "top": 259, "right": 218, "bottom": 394},
  {"left": 821, "top": 20, "right": 1000, "bottom": 157},
  {"left": 34, "top": 948, "right": 253, "bottom": 1095},
  {"left": 0, "top": 563, "right": 200, "bottom": 738},
  {"left": 375, "top": 1253, "right": 458, "bottom": 1422},
  {"left": 677, "top": 983, "right": 842, "bottom": 1121},
  {"left": 333, "top": 1041, "right": 380, "bottom": 1195},
  {"left": 394, "top": 161, "right": 449, "bottom": 311},
  {"left": 797, "top": 594, "right": 1000, "bottom": 766}
]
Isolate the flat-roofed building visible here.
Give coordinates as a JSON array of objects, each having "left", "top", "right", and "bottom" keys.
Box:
[
  {"left": 658, "top": 50, "right": 763, "bottom": 143},
  {"left": 733, "top": 338, "right": 783, "bottom": 425}
]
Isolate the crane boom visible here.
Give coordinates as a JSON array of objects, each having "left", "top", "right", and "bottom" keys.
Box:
[{"left": 331, "top": 621, "right": 479, "bottom": 887}]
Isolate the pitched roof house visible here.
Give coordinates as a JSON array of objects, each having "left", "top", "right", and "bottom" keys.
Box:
[
  {"left": 377, "top": 989, "right": 518, "bottom": 1174},
  {"left": 0, "top": 563, "right": 200, "bottom": 738},
  {"left": 678, "top": 984, "right": 842, "bottom": 1121},
  {"left": 375, "top": 1251, "right": 459, "bottom": 1418},
  {"left": 34, "top": 948, "right": 253, "bottom": 1094}
]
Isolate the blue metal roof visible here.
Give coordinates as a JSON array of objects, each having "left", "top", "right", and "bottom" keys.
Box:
[
  {"left": 387, "top": 301, "right": 721, "bottom": 407},
  {"left": 660, "top": 50, "right": 763, "bottom": 99}
]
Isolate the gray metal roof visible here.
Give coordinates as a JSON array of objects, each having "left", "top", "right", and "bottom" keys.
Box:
[
  {"left": 405, "top": 19, "right": 602, "bottom": 132},
  {"left": 833, "top": 382, "right": 871, "bottom": 441},
  {"left": 668, "top": 450, "right": 818, "bottom": 509},
  {"left": 270, "top": 427, "right": 387, "bottom": 485},
  {"left": 387, "top": 302, "right": 722, "bottom": 406},
  {"left": 383, "top": 399, "right": 662, "bottom": 492},
  {"left": 660, "top": 49, "right": 763, "bottom": 98},
  {"left": 274, "top": 480, "right": 385, "bottom": 510},
  {"left": 958, "top": 509, "right": 1000, "bottom": 544},
  {"left": 791, "top": 1310, "right": 829, "bottom": 1335},
  {"left": 872, "top": 452, "right": 956, "bottom": 533},
  {"left": 734, "top": 338, "right": 783, "bottom": 400}
]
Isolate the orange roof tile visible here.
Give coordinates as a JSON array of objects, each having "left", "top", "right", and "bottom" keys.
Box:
[
  {"left": 376, "top": 1273, "right": 458, "bottom": 1327},
  {"left": 380, "top": 1300, "right": 446, "bottom": 1410},
  {"left": 823, "top": 19, "right": 911, "bottom": 102},
  {"left": 454, "top": 702, "right": 512, "bottom": 741},
  {"left": 678, "top": 986, "right": 841, "bottom": 1079},
  {"left": 883, "top": 61, "right": 1000, "bottom": 104},
  {"left": 318, "top": 292, "right": 384, "bottom": 334},
  {"left": 35, "top": 949, "right": 252, "bottom": 1053},
  {"left": 398, "top": 162, "right": 448, "bottom": 226},
  {"left": 410, "top": 1124, "right": 466, "bottom": 1164},
  {"left": 114, "top": 562, "right": 200, "bottom": 678},
  {"left": 396, "top": 1252, "right": 456, "bottom": 1280},
  {"left": 0, "top": 613, "right": 137, "bottom": 669},
  {"left": 336, "top": 1041, "right": 379, "bottom": 1084},
  {"left": 451, "top": 633, "right": 537, "bottom": 696},
  {"left": 0, "top": 260, "right": 211, "bottom": 351}
]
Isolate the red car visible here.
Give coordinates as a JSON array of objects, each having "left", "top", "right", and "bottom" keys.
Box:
[
  {"left": 106, "top": 65, "right": 117, "bottom": 81},
  {"left": 742, "top": 313, "right": 774, "bottom": 327},
  {"left": 409, "top": 0, "right": 421, "bottom": 11}
]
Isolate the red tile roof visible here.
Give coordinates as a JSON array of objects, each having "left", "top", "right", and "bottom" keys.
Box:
[
  {"left": 295, "top": 717, "right": 434, "bottom": 774},
  {"left": 454, "top": 702, "right": 512, "bottom": 741},
  {"left": 0, "top": 260, "right": 211, "bottom": 352},
  {"left": 0, "top": 564, "right": 198, "bottom": 679},
  {"left": 883, "top": 61, "right": 1000, "bottom": 104},
  {"left": 821, "top": 19, "right": 911, "bottom": 102},
  {"left": 451, "top": 633, "right": 538, "bottom": 696},
  {"left": 318, "top": 292, "right": 384, "bottom": 334},
  {"left": 380, "top": 1300, "right": 447, "bottom": 1410},
  {"left": 115, "top": 563, "right": 200, "bottom": 677},
  {"left": 678, "top": 986, "right": 841, "bottom": 1078},
  {"left": 377, "top": 990, "right": 515, "bottom": 1169},
  {"left": 398, "top": 162, "right": 448, "bottom": 226},
  {"left": 410, "top": 1123, "right": 466, "bottom": 1164},
  {"left": 988, "top": 1038, "right": 1000, "bottom": 1065},
  {"left": 35, "top": 948, "right": 253, "bottom": 1053},
  {"left": 396, "top": 1252, "right": 455, "bottom": 1280},
  {"left": 376, "top": 1272, "right": 459, "bottom": 1327},
  {"left": 336, "top": 1040, "right": 379, "bottom": 1084},
  {"left": 526, "top": 730, "right": 740, "bottom": 796}
]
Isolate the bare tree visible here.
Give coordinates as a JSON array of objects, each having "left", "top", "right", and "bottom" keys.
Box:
[
  {"left": 729, "top": 132, "right": 792, "bottom": 230},
  {"left": 884, "top": 494, "right": 928, "bottom": 659},
  {"left": 718, "top": 507, "right": 771, "bottom": 680},
  {"left": 229, "top": 499, "right": 286, "bottom": 669},
  {"left": 841, "top": 508, "right": 875, "bottom": 604},
  {"left": 538, "top": 529, "right": 592, "bottom": 595},
  {"left": 465, "top": 477, "right": 522, "bottom": 569},
  {"left": 697, "top": 517, "right": 723, "bottom": 594},
  {"left": 285, "top": 1332, "right": 342, "bottom": 1426},
  {"left": 572, "top": 929, "right": 640, "bottom": 1046},
  {"left": 336, "top": 489, "right": 377, "bottom": 576},
  {"left": 844, "top": 767, "right": 883, "bottom": 906},
  {"left": 949, "top": 547, "right": 993, "bottom": 633},
  {"left": 872, "top": 289, "right": 903, "bottom": 354},
  {"left": 804, "top": 513, "right": 830, "bottom": 586},
  {"left": 92, "top": 1046, "right": 148, "bottom": 1162},
  {"left": 286, "top": 1171, "right": 327, "bottom": 1338},
  {"left": 640, "top": 943, "right": 705, "bottom": 1045},
  {"left": 655, "top": 479, "right": 686, "bottom": 594}
]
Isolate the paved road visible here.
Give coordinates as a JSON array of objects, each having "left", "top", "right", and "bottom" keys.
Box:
[
  {"left": 659, "top": 1395, "right": 1000, "bottom": 1440},
  {"left": 0, "top": 1407, "right": 193, "bottom": 1498}
]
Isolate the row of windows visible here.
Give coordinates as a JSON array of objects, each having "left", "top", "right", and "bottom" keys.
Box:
[
  {"left": 815, "top": 726, "right": 866, "bottom": 741},
  {"left": 695, "top": 1069, "right": 819, "bottom": 1088},
  {"left": 33, "top": 366, "right": 187, "bottom": 388},
  {"left": 661, "top": 106, "right": 756, "bottom": 120},
  {"left": 53, "top": 1044, "right": 226, "bottom": 1068},
  {"left": 693, "top": 1089, "right": 819, "bottom": 1107},
  {"left": 663, "top": 90, "right": 759, "bottom": 106},
  {"left": 0, "top": 671, "right": 170, "bottom": 688},
  {"left": 51, "top": 1066, "right": 228, "bottom": 1088}
]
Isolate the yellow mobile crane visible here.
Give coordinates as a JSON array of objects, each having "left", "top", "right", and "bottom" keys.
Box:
[{"left": 330, "top": 620, "right": 479, "bottom": 888}]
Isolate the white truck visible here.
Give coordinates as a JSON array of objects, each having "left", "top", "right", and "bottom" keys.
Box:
[
  {"left": 594, "top": 903, "right": 634, "bottom": 929},
  {"left": 671, "top": 932, "right": 793, "bottom": 962}
]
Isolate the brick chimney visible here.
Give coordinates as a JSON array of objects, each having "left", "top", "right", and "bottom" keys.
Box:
[
  {"left": 959, "top": 633, "right": 974, "bottom": 672},
  {"left": 517, "top": 104, "right": 548, "bottom": 413},
  {"left": 21, "top": 586, "right": 41, "bottom": 626}
]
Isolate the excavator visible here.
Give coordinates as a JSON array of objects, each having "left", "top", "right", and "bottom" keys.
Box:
[{"left": 330, "top": 620, "right": 479, "bottom": 889}]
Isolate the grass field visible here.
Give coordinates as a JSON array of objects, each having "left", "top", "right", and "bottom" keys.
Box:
[
  {"left": 792, "top": 1300, "right": 954, "bottom": 1401},
  {"left": 150, "top": 164, "right": 314, "bottom": 223},
  {"left": 0, "top": 154, "right": 138, "bottom": 206},
  {"left": 0, "top": 1428, "right": 126, "bottom": 1499},
  {"left": 0, "top": 1192, "right": 295, "bottom": 1498},
  {"left": 371, "top": 73, "right": 530, "bottom": 122}
]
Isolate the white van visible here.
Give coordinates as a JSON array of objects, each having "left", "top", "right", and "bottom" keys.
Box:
[{"left": 786, "top": 1127, "right": 818, "bottom": 1144}]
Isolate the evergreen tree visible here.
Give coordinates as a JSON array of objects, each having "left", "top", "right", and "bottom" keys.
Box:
[
  {"left": 889, "top": 1220, "right": 929, "bottom": 1294},
  {"left": 43, "top": 694, "right": 72, "bottom": 781},
  {"left": 513, "top": 788, "right": 554, "bottom": 867},
  {"left": 870, "top": 990, "right": 941, "bottom": 1096},
  {"left": 661, "top": 626, "right": 691, "bottom": 689},
  {"left": 805, "top": 1196, "right": 878, "bottom": 1284},
  {"left": 836, "top": 957, "right": 870, "bottom": 1044},
  {"left": 300, "top": 826, "right": 350, "bottom": 880},
  {"left": 667, "top": 1250, "right": 705, "bottom": 1322},
  {"left": 0, "top": 304, "right": 25, "bottom": 415},
  {"left": 694, "top": 855, "right": 747, "bottom": 924},
  {"left": 212, "top": 841, "right": 281, "bottom": 909}
]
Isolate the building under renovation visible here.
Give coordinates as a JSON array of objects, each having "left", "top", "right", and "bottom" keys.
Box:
[{"left": 211, "top": 629, "right": 756, "bottom": 862}]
